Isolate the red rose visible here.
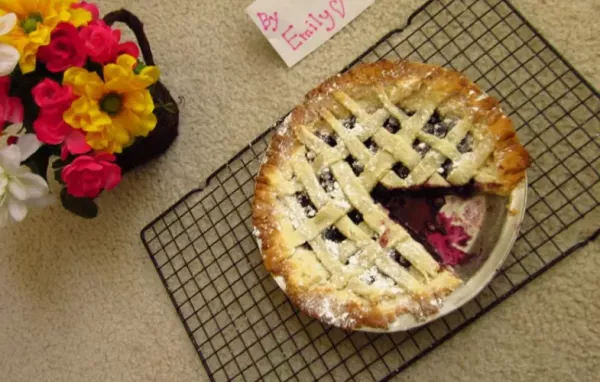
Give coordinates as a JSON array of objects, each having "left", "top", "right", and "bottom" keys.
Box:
[
  {"left": 33, "top": 110, "right": 72, "bottom": 145},
  {"left": 38, "top": 23, "right": 87, "bottom": 73},
  {"left": 33, "top": 110, "right": 91, "bottom": 157},
  {"left": 62, "top": 153, "right": 122, "bottom": 198},
  {"left": 116, "top": 41, "right": 140, "bottom": 60},
  {"left": 32, "top": 79, "right": 75, "bottom": 115},
  {"left": 32, "top": 79, "right": 90, "bottom": 157},
  {"left": 71, "top": 1, "right": 100, "bottom": 21},
  {"left": 79, "top": 20, "right": 139, "bottom": 64},
  {"left": 0, "top": 76, "right": 23, "bottom": 129}
]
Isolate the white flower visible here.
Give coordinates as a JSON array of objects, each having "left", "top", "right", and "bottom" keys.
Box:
[
  {"left": 0, "top": 13, "right": 19, "bottom": 76},
  {"left": 0, "top": 123, "right": 43, "bottom": 158},
  {"left": 0, "top": 144, "right": 51, "bottom": 227}
]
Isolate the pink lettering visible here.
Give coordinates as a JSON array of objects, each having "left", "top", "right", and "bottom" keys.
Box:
[
  {"left": 257, "top": 12, "right": 279, "bottom": 32},
  {"left": 300, "top": 28, "right": 314, "bottom": 41},
  {"left": 304, "top": 19, "right": 318, "bottom": 33},
  {"left": 317, "top": 10, "right": 336, "bottom": 32},
  {"left": 282, "top": 25, "right": 303, "bottom": 51},
  {"left": 308, "top": 13, "right": 323, "bottom": 27},
  {"left": 330, "top": 0, "right": 346, "bottom": 18}
]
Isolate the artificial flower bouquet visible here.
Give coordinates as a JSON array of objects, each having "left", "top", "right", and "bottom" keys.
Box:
[{"left": 0, "top": 1, "right": 179, "bottom": 225}]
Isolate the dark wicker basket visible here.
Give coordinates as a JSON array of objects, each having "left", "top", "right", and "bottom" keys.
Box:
[{"left": 104, "top": 9, "right": 179, "bottom": 172}]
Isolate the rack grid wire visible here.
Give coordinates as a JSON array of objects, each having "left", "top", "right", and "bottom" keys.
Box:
[{"left": 141, "top": 0, "right": 600, "bottom": 381}]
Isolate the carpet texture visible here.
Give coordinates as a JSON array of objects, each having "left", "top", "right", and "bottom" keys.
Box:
[{"left": 1, "top": 0, "right": 599, "bottom": 381}]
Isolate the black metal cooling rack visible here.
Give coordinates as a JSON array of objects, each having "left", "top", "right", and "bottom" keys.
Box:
[{"left": 141, "top": 0, "right": 600, "bottom": 380}]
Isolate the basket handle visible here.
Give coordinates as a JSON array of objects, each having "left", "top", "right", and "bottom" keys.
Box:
[{"left": 103, "top": 9, "right": 155, "bottom": 66}]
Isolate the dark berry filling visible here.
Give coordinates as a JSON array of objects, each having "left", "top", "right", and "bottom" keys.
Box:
[
  {"left": 348, "top": 209, "right": 364, "bottom": 224},
  {"left": 345, "top": 155, "right": 364, "bottom": 176},
  {"left": 364, "top": 137, "right": 379, "bottom": 153},
  {"left": 295, "top": 192, "right": 317, "bottom": 217},
  {"left": 370, "top": 183, "right": 476, "bottom": 264},
  {"left": 343, "top": 115, "right": 356, "bottom": 129},
  {"left": 323, "top": 226, "right": 346, "bottom": 242},
  {"left": 427, "top": 111, "right": 442, "bottom": 125},
  {"left": 457, "top": 133, "right": 473, "bottom": 153},
  {"left": 317, "top": 132, "right": 338, "bottom": 147},
  {"left": 389, "top": 249, "right": 411, "bottom": 268},
  {"left": 300, "top": 242, "right": 312, "bottom": 250},
  {"left": 423, "top": 112, "right": 450, "bottom": 138},
  {"left": 383, "top": 116, "right": 400, "bottom": 134},
  {"left": 440, "top": 159, "right": 453, "bottom": 178},
  {"left": 412, "top": 139, "right": 431, "bottom": 156},
  {"left": 392, "top": 162, "right": 410, "bottom": 179},
  {"left": 318, "top": 169, "right": 336, "bottom": 192}
]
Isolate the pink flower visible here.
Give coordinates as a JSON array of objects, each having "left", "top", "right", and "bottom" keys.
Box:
[
  {"left": 62, "top": 153, "right": 122, "bottom": 198},
  {"left": 32, "top": 79, "right": 90, "bottom": 158},
  {"left": 60, "top": 129, "right": 90, "bottom": 160},
  {"left": 32, "top": 79, "right": 75, "bottom": 115},
  {"left": 0, "top": 77, "right": 23, "bottom": 130},
  {"left": 33, "top": 110, "right": 71, "bottom": 145},
  {"left": 33, "top": 110, "right": 90, "bottom": 158},
  {"left": 37, "top": 23, "right": 87, "bottom": 73},
  {"left": 71, "top": 1, "right": 100, "bottom": 21},
  {"left": 117, "top": 41, "right": 140, "bottom": 60},
  {"left": 79, "top": 20, "right": 139, "bottom": 64}
]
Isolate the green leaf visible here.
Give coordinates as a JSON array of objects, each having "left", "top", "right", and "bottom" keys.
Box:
[
  {"left": 134, "top": 60, "right": 147, "bottom": 74},
  {"left": 60, "top": 188, "right": 98, "bottom": 219}
]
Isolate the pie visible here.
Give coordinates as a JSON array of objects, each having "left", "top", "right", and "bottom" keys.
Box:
[{"left": 252, "top": 60, "right": 529, "bottom": 330}]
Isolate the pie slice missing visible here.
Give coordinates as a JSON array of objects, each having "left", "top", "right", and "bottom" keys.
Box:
[{"left": 252, "top": 60, "right": 529, "bottom": 329}]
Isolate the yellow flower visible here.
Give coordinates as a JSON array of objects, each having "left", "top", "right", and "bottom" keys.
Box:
[
  {"left": 63, "top": 54, "right": 160, "bottom": 154},
  {"left": 0, "top": 0, "right": 91, "bottom": 73}
]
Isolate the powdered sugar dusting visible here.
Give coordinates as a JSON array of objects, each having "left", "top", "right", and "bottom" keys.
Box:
[
  {"left": 301, "top": 295, "right": 356, "bottom": 328},
  {"left": 276, "top": 114, "right": 293, "bottom": 136},
  {"left": 352, "top": 123, "right": 366, "bottom": 136},
  {"left": 252, "top": 227, "right": 263, "bottom": 250},
  {"left": 283, "top": 196, "right": 308, "bottom": 228},
  {"left": 324, "top": 239, "right": 341, "bottom": 260},
  {"left": 359, "top": 266, "right": 379, "bottom": 284}
]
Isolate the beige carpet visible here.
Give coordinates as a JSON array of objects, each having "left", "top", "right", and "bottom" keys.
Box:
[{"left": 1, "top": 0, "right": 599, "bottom": 381}]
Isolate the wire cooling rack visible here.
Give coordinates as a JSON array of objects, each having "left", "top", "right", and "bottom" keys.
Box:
[{"left": 141, "top": 0, "right": 600, "bottom": 380}]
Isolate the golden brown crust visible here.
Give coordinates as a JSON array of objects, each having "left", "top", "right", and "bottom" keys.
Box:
[{"left": 252, "top": 60, "right": 529, "bottom": 330}]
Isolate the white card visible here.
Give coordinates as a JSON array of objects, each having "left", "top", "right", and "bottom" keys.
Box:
[{"left": 246, "top": 0, "right": 375, "bottom": 67}]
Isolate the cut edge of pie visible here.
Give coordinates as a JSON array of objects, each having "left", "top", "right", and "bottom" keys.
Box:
[{"left": 252, "top": 60, "right": 529, "bottom": 329}]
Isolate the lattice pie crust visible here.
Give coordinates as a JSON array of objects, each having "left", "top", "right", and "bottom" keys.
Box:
[{"left": 252, "top": 60, "right": 529, "bottom": 329}]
